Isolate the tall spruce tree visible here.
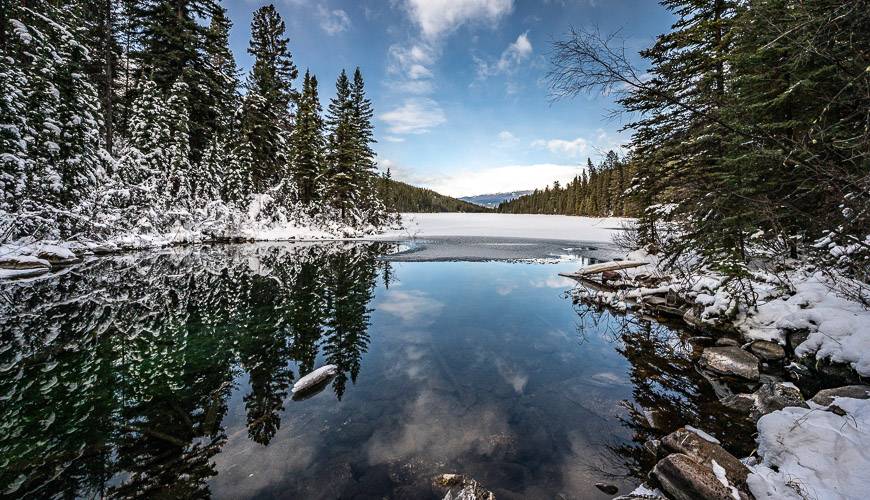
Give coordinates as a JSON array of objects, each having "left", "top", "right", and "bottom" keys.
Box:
[
  {"left": 290, "top": 71, "right": 325, "bottom": 205},
  {"left": 243, "top": 4, "right": 297, "bottom": 193},
  {"left": 324, "top": 70, "right": 355, "bottom": 220},
  {"left": 349, "top": 68, "right": 377, "bottom": 214}
]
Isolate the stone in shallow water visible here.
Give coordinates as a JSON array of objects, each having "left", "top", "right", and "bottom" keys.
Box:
[
  {"left": 715, "top": 337, "right": 740, "bottom": 347},
  {"left": 699, "top": 346, "right": 760, "bottom": 381},
  {"left": 749, "top": 340, "right": 785, "bottom": 361},
  {"left": 433, "top": 474, "right": 495, "bottom": 500},
  {"left": 811, "top": 385, "right": 870, "bottom": 406},
  {"left": 751, "top": 382, "right": 807, "bottom": 421},
  {"left": 595, "top": 482, "right": 619, "bottom": 495},
  {"left": 661, "top": 428, "right": 750, "bottom": 487},
  {"left": 652, "top": 453, "right": 748, "bottom": 500}
]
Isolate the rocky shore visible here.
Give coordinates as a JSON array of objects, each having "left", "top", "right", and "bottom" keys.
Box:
[{"left": 567, "top": 258, "right": 870, "bottom": 500}]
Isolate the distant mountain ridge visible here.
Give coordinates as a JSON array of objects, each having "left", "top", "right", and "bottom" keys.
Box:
[
  {"left": 459, "top": 191, "right": 534, "bottom": 208},
  {"left": 379, "top": 179, "right": 491, "bottom": 213}
]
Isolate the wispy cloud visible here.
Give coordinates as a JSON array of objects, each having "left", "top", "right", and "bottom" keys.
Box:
[
  {"left": 317, "top": 6, "right": 351, "bottom": 35},
  {"left": 378, "top": 290, "right": 445, "bottom": 324},
  {"left": 427, "top": 163, "right": 582, "bottom": 197},
  {"left": 379, "top": 98, "right": 447, "bottom": 134},
  {"left": 475, "top": 31, "right": 533, "bottom": 78},
  {"left": 532, "top": 137, "right": 590, "bottom": 158},
  {"left": 401, "top": 0, "right": 514, "bottom": 39}
]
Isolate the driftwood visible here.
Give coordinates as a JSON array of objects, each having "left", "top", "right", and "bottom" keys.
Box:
[{"left": 560, "top": 260, "right": 647, "bottom": 278}]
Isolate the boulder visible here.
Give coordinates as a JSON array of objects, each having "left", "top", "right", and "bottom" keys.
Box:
[
  {"left": 810, "top": 385, "right": 870, "bottom": 407},
  {"left": 652, "top": 453, "right": 749, "bottom": 500},
  {"left": 34, "top": 245, "right": 80, "bottom": 266},
  {"left": 292, "top": 364, "right": 338, "bottom": 400},
  {"left": 433, "top": 474, "right": 495, "bottom": 500},
  {"left": 661, "top": 428, "right": 750, "bottom": 487},
  {"left": 749, "top": 340, "right": 785, "bottom": 361},
  {"left": 0, "top": 255, "right": 50, "bottom": 269},
  {"left": 721, "top": 393, "right": 756, "bottom": 413},
  {"left": 751, "top": 382, "right": 807, "bottom": 421},
  {"left": 699, "top": 347, "right": 760, "bottom": 381}
]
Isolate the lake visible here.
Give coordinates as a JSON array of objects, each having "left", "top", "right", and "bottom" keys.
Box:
[{"left": 0, "top": 240, "right": 753, "bottom": 499}]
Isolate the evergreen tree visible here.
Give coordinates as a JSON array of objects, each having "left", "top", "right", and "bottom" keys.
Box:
[
  {"left": 324, "top": 70, "right": 355, "bottom": 220},
  {"left": 243, "top": 4, "right": 297, "bottom": 192},
  {"left": 350, "top": 68, "right": 378, "bottom": 214},
  {"left": 289, "top": 71, "right": 325, "bottom": 205}
]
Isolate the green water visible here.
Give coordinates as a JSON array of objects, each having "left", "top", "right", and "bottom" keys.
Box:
[{"left": 0, "top": 242, "right": 752, "bottom": 499}]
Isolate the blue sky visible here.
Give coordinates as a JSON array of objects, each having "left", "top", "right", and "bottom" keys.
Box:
[{"left": 226, "top": 1, "right": 674, "bottom": 197}]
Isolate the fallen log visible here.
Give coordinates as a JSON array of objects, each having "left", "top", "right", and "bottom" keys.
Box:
[{"left": 560, "top": 260, "right": 647, "bottom": 278}]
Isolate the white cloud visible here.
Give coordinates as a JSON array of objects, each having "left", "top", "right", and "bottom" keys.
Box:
[
  {"left": 379, "top": 98, "right": 447, "bottom": 134},
  {"left": 532, "top": 137, "right": 590, "bottom": 158},
  {"left": 383, "top": 135, "right": 406, "bottom": 143},
  {"left": 427, "top": 163, "right": 582, "bottom": 197},
  {"left": 475, "top": 31, "right": 533, "bottom": 78},
  {"left": 378, "top": 290, "right": 444, "bottom": 324},
  {"left": 402, "top": 0, "right": 514, "bottom": 39},
  {"left": 317, "top": 6, "right": 351, "bottom": 35},
  {"left": 496, "top": 130, "right": 519, "bottom": 146}
]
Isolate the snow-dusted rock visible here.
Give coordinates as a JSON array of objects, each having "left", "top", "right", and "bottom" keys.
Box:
[
  {"left": 292, "top": 365, "right": 338, "bottom": 395},
  {"left": 0, "top": 255, "right": 50, "bottom": 269},
  {"left": 653, "top": 453, "right": 749, "bottom": 500},
  {"left": 661, "top": 428, "right": 750, "bottom": 488},
  {"left": 34, "top": 244, "right": 80, "bottom": 266},
  {"left": 749, "top": 340, "right": 785, "bottom": 361},
  {"left": 751, "top": 382, "right": 807, "bottom": 421},
  {"left": 747, "top": 397, "right": 870, "bottom": 500},
  {"left": 699, "top": 346, "right": 760, "bottom": 381},
  {"left": 810, "top": 385, "right": 870, "bottom": 407},
  {"left": 614, "top": 484, "right": 665, "bottom": 499},
  {"left": 433, "top": 474, "right": 495, "bottom": 500}
]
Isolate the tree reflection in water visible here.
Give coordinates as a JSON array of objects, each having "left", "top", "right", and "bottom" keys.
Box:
[
  {"left": 0, "top": 242, "right": 393, "bottom": 498},
  {"left": 570, "top": 298, "right": 755, "bottom": 483}
]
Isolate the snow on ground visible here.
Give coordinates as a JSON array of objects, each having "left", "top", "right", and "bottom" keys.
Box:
[
  {"left": 748, "top": 397, "right": 870, "bottom": 500},
  {"left": 376, "top": 213, "right": 632, "bottom": 243},
  {"left": 738, "top": 272, "right": 870, "bottom": 377}
]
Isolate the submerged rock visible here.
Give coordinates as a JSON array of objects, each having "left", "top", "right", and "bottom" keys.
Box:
[
  {"left": 810, "top": 385, "right": 870, "bottom": 406},
  {"left": 652, "top": 453, "right": 749, "bottom": 500},
  {"left": 699, "top": 347, "right": 760, "bottom": 381},
  {"left": 749, "top": 340, "right": 785, "bottom": 361},
  {"left": 433, "top": 474, "right": 495, "bottom": 500},
  {"left": 595, "top": 482, "right": 619, "bottom": 495}
]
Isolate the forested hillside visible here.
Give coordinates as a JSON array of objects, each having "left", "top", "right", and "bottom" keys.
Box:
[
  {"left": 1, "top": 1, "right": 393, "bottom": 244},
  {"left": 549, "top": 0, "right": 868, "bottom": 298},
  {"left": 497, "top": 150, "right": 637, "bottom": 217},
  {"left": 377, "top": 175, "right": 490, "bottom": 213}
]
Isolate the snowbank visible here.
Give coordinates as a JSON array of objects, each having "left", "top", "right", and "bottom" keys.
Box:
[
  {"left": 738, "top": 272, "right": 870, "bottom": 376},
  {"left": 374, "top": 213, "right": 632, "bottom": 243},
  {"left": 747, "top": 397, "right": 870, "bottom": 500}
]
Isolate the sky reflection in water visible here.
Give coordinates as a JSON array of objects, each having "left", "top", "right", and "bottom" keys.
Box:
[{"left": 0, "top": 242, "right": 752, "bottom": 499}]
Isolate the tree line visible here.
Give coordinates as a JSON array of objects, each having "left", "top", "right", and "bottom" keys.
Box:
[
  {"left": 378, "top": 170, "right": 490, "bottom": 213},
  {"left": 0, "top": 1, "right": 391, "bottom": 242},
  {"left": 549, "top": 0, "right": 868, "bottom": 297},
  {"left": 497, "top": 150, "right": 637, "bottom": 217}
]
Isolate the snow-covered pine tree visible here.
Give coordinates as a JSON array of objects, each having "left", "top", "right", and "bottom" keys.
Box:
[
  {"left": 4, "top": 1, "right": 106, "bottom": 239},
  {"left": 164, "top": 79, "right": 193, "bottom": 214},
  {"left": 349, "top": 67, "right": 386, "bottom": 225},
  {"left": 243, "top": 4, "right": 297, "bottom": 193},
  {"left": 324, "top": 70, "right": 356, "bottom": 222},
  {"left": 224, "top": 108, "right": 253, "bottom": 208},
  {"left": 289, "top": 70, "right": 325, "bottom": 206}
]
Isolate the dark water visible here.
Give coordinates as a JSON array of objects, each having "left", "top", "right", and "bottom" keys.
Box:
[{"left": 0, "top": 242, "right": 753, "bottom": 499}]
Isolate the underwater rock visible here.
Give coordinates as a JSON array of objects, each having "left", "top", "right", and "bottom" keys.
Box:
[
  {"left": 699, "top": 347, "right": 760, "bottom": 381},
  {"left": 715, "top": 338, "right": 740, "bottom": 347},
  {"left": 595, "top": 482, "right": 619, "bottom": 495}
]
